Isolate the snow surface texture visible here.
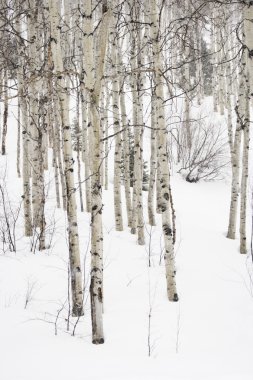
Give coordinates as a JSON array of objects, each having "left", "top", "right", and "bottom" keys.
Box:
[{"left": 0, "top": 100, "right": 253, "bottom": 380}]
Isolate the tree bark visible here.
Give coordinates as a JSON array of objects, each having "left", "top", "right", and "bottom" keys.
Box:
[
  {"left": 82, "top": 0, "right": 111, "bottom": 344},
  {"left": 48, "top": 0, "right": 84, "bottom": 316},
  {"left": 150, "top": 0, "right": 178, "bottom": 301}
]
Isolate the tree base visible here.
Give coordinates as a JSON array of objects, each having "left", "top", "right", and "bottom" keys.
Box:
[
  {"left": 168, "top": 293, "right": 179, "bottom": 302},
  {"left": 72, "top": 306, "right": 84, "bottom": 317},
  {"left": 138, "top": 238, "right": 145, "bottom": 245},
  {"left": 92, "top": 337, "right": 104, "bottom": 344},
  {"left": 226, "top": 232, "right": 235, "bottom": 240}
]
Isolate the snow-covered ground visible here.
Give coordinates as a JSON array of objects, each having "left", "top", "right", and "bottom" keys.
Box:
[{"left": 0, "top": 100, "right": 253, "bottom": 380}]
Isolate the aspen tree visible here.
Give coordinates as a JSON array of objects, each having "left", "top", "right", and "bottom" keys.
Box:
[
  {"left": 227, "top": 46, "right": 246, "bottom": 240},
  {"left": 111, "top": 20, "right": 123, "bottom": 231},
  {"left": 224, "top": 5, "right": 238, "bottom": 160},
  {"left": 211, "top": 7, "right": 219, "bottom": 113},
  {"left": 80, "top": 5, "right": 92, "bottom": 213},
  {"left": 148, "top": 90, "right": 157, "bottom": 227},
  {"left": 76, "top": 89, "right": 84, "bottom": 212},
  {"left": 82, "top": 0, "right": 111, "bottom": 344},
  {"left": 17, "top": 99, "right": 21, "bottom": 178},
  {"left": 195, "top": 21, "right": 204, "bottom": 105},
  {"left": 1, "top": 69, "right": 8, "bottom": 155},
  {"left": 100, "top": 90, "right": 105, "bottom": 188},
  {"left": 217, "top": 10, "right": 226, "bottom": 115},
  {"left": 182, "top": 0, "right": 191, "bottom": 151},
  {"left": 226, "top": 25, "right": 234, "bottom": 161},
  {"left": 145, "top": 6, "right": 156, "bottom": 226},
  {"left": 244, "top": 1, "right": 253, "bottom": 95},
  {"left": 47, "top": 43, "right": 61, "bottom": 209},
  {"left": 118, "top": 46, "right": 132, "bottom": 227},
  {"left": 27, "top": 1, "right": 46, "bottom": 251},
  {"left": 52, "top": 127, "right": 61, "bottom": 209},
  {"left": 16, "top": 2, "right": 32, "bottom": 237},
  {"left": 48, "top": 0, "right": 84, "bottom": 316},
  {"left": 103, "top": 84, "right": 110, "bottom": 191},
  {"left": 54, "top": 94, "right": 68, "bottom": 211},
  {"left": 150, "top": 0, "right": 178, "bottom": 301},
  {"left": 129, "top": 1, "right": 145, "bottom": 245},
  {"left": 239, "top": 4, "right": 252, "bottom": 254},
  {"left": 80, "top": 86, "right": 91, "bottom": 212},
  {"left": 239, "top": 91, "right": 250, "bottom": 254}
]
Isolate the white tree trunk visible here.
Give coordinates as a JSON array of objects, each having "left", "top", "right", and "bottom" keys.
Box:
[
  {"left": 80, "top": 87, "right": 91, "bottom": 212},
  {"left": 48, "top": 0, "right": 84, "bottom": 316},
  {"left": 118, "top": 66, "right": 132, "bottom": 227},
  {"left": 240, "top": 95, "right": 250, "bottom": 254},
  {"left": 129, "top": 3, "right": 145, "bottom": 245},
  {"left": 148, "top": 91, "right": 157, "bottom": 226},
  {"left": 244, "top": 1, "right": 253, "bottom": 94},
  {"left": 150, "top": 0, "right": 178, "bottom": 301},
  {"left": 82, "top": 0, "right": 111, "bottom": 344},
  {"left": 16, "top": 4, "right": 32, "bottom": 236},
  {"left": 227, "top": 50, "right": 246, "bottom": 240},
  {"left": 239, "top": 7, "right": 252, "bottom": 253},
  {"left": 1, "top": 69, "right": 8, "bottom": 155},
  {"left": 111, "top": 31, "right": 123, "bottom": 231},
  {"left": 104, "top": 85, "right": 110, "bottom": 191}
]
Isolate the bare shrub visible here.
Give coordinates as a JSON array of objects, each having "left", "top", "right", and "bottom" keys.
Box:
[{"left": 177, "top": 120, "right": 229, "bottom": 182}]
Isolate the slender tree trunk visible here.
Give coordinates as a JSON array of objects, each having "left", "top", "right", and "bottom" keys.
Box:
[
  {"left": 27, "top": 2, "right": 46, "bottom": 251},
  {"left": 244, "top": 1, "right": 253, "bottom": 95},
  {"left": 227, "top": 52, "right": 245, "bottom": 240},
  {"left": 150, "top": 0, "right": 178, "bottom": 301},
  {"left": 211, "top": 10, "right": 219, "bottom": 113},
  {"left": 1, "top": 70, "right": 8, "bottom": 155},
  {"left": 239, "top": 6, "right": 252, "bottom": 253},
  {"left": 240, "top": 94, "right": 250, "bottom": 254},
  {"left": 82, "top": 0, "right": 111, "bottom": 344},
  {"left": 118, "top": 64, "right": 132, "bottom": 226},
  {"left": 16, "top": 5, "right": 32, "bottom": 237},
  {"left": 17, "top": 98, "right": 21, "bottom": 178},
  {"left": 49, "top": 0, "right": 84, "bottom": 316},
  {"left": 129, "top": 3, "right": 145, "bottom": 245},
  {"left": 182, "top": 0, "right": 191, "bottom": 150},
  {"left": 104, "top": 86, "right": 110, "bottom": 191},
  {"left": 80, "top": 88, "right": 91, "bottom": 212},
  {"left": 76, "top": 85, "right": 84, "bottom": 213},
  {"left": 148, "top": 91, "right": 157, "bottom": 226},
  {"left": 111, "top": 30, "right": 123, "bottom": 231}
]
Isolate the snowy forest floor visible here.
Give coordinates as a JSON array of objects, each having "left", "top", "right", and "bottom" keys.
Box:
[{"left": 0, "top": 105, "right": 253, "bottom": 380}]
